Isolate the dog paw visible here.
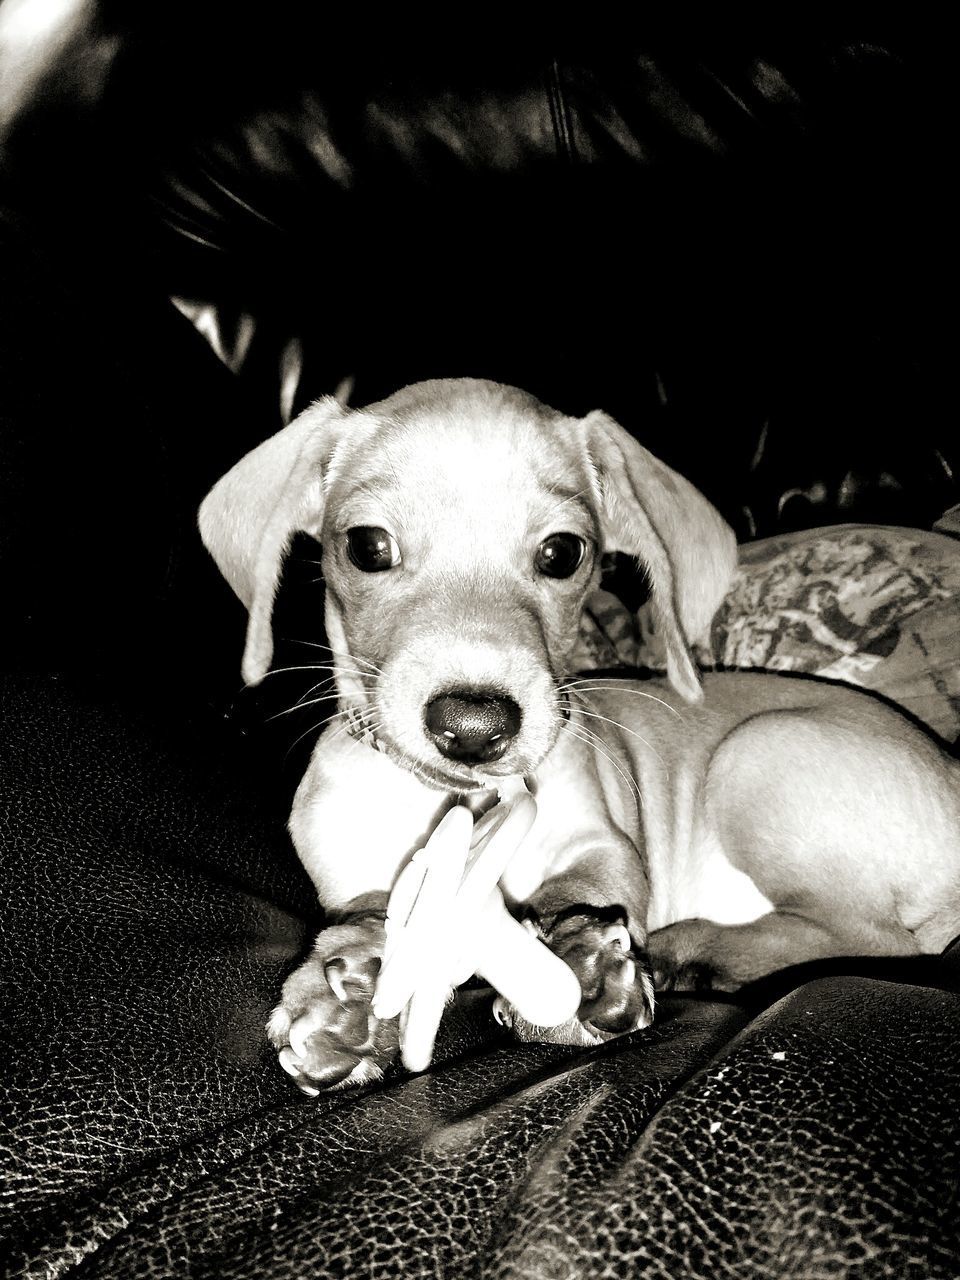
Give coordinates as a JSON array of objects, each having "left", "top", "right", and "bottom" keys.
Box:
[
  {"left": 647, "top": 919, "right": 730, "bottom": 993},
  {"left": 267, "top": 920, "right": 399, "bottom": 1093},
  {"left": 503, "top": 911, "right": 654, "bottom": 1044},
  {"left": 649, "top": 956, "right": 721, "bottom": 993}
]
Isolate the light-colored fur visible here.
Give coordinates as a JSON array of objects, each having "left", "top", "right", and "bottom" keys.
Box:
[{"left": 200, "top": 378, "right": 960, "bottom": 1084}]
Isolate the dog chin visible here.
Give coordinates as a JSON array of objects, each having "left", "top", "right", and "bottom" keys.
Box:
[
  {"left": 413, "top": 754, "right": 520, "bottom": 794},
  {"left": 401, "top": 745, "right": 545, "bottom": 795},
  {"left": 380, "top": 719, "right": 561, "bottom": 793},
  {"left": 434, "top": 744, "right": 553, "bottom": 793},
  {"left": 372, "top": 735, "right": 487, "bottom": 793}
]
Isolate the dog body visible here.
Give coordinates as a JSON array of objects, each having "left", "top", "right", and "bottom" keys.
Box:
[{"left": 200, "top": 378, "right": 960, "bottom": 1089}]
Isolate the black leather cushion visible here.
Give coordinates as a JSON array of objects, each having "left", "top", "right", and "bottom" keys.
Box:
[{"left": 4, "top": 670, "right": 960, "bottom": 1277}]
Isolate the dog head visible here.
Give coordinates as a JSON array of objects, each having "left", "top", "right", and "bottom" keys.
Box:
[{"left": 199, "top": 378, "right": 735, "bottom": 789}]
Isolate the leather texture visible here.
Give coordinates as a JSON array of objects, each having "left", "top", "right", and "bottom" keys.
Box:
[
  {"left": 2, "top": 16, "right": 959, "bottom": 1279},
  {"left": 4, "top": 669, "right": 960, "bottom": 1277}
]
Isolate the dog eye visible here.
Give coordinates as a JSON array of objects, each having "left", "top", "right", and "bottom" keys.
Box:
[
  {"left": 346, "top": 526, "right": 402, "bottom": 573},
  {"left": 535, "top": 533, "right": 586, "bottom": 579}
]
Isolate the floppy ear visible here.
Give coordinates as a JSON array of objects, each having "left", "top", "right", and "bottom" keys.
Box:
[
  {"left": 198, "top": 397, "right": 348, "bottom": 685},
  {"left": 579, "top": 410, "right": 737, "bottom": 702}
]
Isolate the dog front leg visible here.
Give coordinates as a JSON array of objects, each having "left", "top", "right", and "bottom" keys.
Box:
[
  {"left": 504, "top": 844, "right": 656, "bottom": 1046},
  {"left": 267, "top": 732, "right": 453, "bottom": 1091},
  {"left": 267, "top": 899, "right": 395, "bottom": 1092}
]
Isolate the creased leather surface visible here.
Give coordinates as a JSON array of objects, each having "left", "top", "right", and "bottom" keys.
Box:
[
  {"left": 3, "top": 672, "right": 960, "bottom": 1278},
  {"left": 0, "top": 673, "right": 307, "bottom": 1261},
  {"left": 0, "top": 671, "right": 745, "bottom": 1279},
  {"left": 492, "top": 979, "right": 960, "bottom": 1279}
]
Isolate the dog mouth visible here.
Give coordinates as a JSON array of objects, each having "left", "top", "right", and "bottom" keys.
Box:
[
  {"left": 407, "top": 755, "right": 491, "bottom": 793},
  {"left": 384, "top": 727, "right": 522, "bottom": 793},
  {"left": 340, "top": 696, "right": 567, "bottom": 793},
  {"left": 339, "top": 702, "right": 485, "bottom": 791}
]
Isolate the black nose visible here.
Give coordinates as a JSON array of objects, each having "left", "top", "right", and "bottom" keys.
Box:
[{"left": 424, "top": 690, "right": 523, "bottom": 764}]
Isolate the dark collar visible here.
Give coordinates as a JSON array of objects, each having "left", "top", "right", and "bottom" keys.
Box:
[{"left": 342, "top": 704, "right": 484, "bottom": 793}]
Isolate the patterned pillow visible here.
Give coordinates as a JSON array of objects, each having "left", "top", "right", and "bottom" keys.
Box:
[{"left": 573, "top": 525, "right": 960, "bottom": 745}]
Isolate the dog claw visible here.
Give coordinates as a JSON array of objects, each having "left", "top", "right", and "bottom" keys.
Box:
[
  {"left": 538, "top": 910, "right": 655, "bottom": 1039},
  {"left": 288, "top": 1008, "right": 328, "bottom": 1060},
  {"left": 325, "top": 958, "right": 350, "bottom": 1004},
  {"left": 277, "top": 1046, "right": 322, "bottom": 1096},
  {"left": 267, "top": 921, "right": 400, "bottom": 1091},
  {"left": 278, "top": 1045, "right": 302, "bottom": 1078},
  {"left": 605, "top": 923, "right": 632, "bottom": 953},
  {"left": 492, "top": 995, "right": 514, "bottom": 1027}
]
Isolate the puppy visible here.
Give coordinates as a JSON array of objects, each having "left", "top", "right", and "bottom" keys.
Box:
[{"left": 200, "top": 378, "right": 960, "bottom": 1090}]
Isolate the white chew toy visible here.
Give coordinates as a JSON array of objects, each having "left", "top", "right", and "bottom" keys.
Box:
[{"left": 371, "top": 781, "right": 582, "bottom": 1072}]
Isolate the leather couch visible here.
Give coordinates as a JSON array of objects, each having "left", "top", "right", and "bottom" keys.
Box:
[{"left": 2, "top": 14, "right": 958, "bottom": 1277}]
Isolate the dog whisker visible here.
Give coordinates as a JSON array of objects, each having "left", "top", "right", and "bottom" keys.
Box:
[
  {"left": 560, "top": 721, "right": 644, "bottom": 810},
  {"left": 287, "top": 665, "right": 374, "bottom": 694},
  {"left": 563, "top": 716, "right": 635, "bottom": 783},
  {"left": 565, "top": 692, "right": 667, "bottom": 766},
  {"left": 284, "top": 709, "right": 349, "bottom": 760},
  {"left": 268, "top": 691, "right": 345, "bottom": 722},
  {"left": 322, "top": 718, "right": 359, "bottom": 749},
  {"left": 563, "top": 726, "right": 645, "bottom": 811},
  {"left": 264, "top": 665, "right": 343, "bottom": 686},
  {"left": 264, "top": 665, "right": 373, "bottom": 712},
  {"left": 256, "top": 661, "right": 375, "bottom": 686},
  {"left": 326, "top": 716, "right": 385, "bottom": 749},
  {"left": 541, "top": 485, "right": 592, "bottom": 524},
  {"left": 559, "top": 680, "right": 685, "bottom": 721},
  {"left": 285, "top": 640, "right": 384, "bottom": 676},
  {"left": 294, "top": 680, "right": 338, "bottom": 707},
  {"left": 255, "top": 664, "right": 316, "bottom": 682},
  {"left": 293, "top": 670, "right": 342, "bottom": 691}
]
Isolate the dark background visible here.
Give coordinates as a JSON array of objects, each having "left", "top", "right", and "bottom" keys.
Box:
[{"left": 2, "top": 13, "right": 955, "bottom": 723}]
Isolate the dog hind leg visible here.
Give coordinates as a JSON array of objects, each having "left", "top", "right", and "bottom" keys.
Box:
[
  {"left": 649, "top": 700, "right": 960, "bottom": 992},
  {"left": 646, "top": 911, "right": 914, "bottom": 993}
]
